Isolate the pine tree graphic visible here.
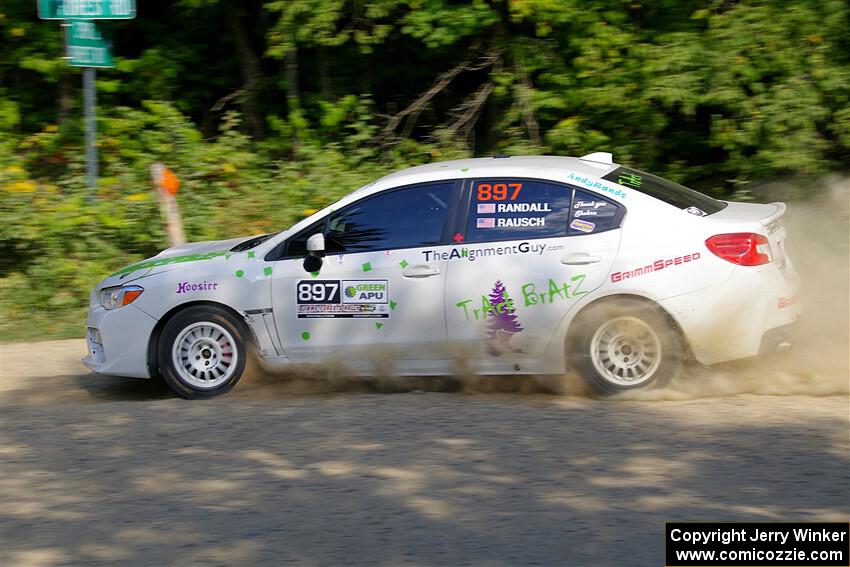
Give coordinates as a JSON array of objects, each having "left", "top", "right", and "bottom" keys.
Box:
[{"left": 485, "top": 280, "right": 525, "bottom": 356}]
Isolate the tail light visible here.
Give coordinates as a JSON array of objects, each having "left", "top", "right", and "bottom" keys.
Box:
[{"left": 705, "top": 233, "right": 772, "bottom": 266}]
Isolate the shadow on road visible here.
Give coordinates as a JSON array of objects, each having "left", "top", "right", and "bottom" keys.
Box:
[
  {"left": 2, "top": 389, "right": 847, "bottom": 566},
  {"left": 74, "top": 373, "right": 174, "bottom": 402}
]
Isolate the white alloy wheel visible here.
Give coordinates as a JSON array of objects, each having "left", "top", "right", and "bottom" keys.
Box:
[
  {"left": 171, "top": 321, "right": 238, "bottom": 389},
  {"left": 589, "top": 315, "right": 662, "bottom": 387}
]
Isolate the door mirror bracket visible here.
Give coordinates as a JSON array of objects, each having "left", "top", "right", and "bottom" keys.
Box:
[{"left": 303, "top": 255, "right": 323, "bottom": 273}]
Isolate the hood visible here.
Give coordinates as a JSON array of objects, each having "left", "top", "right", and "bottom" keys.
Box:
[
  {"left": 102, "top": 236, "right": 250, "bottom": 287},
  {"left": 153, "top": 236, "right": 248, "bottom": 259}
]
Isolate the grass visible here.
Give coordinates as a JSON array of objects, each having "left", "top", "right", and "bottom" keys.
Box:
[{"left": 0, "top": 304, "right": 87, "bottom": 343}]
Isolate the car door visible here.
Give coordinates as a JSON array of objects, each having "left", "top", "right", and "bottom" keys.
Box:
[
  {"left": 269, "top": 180, "right": 459, "bottom": 367},
  {"left": 443, "top": 178, "right": 624, "bottom": 364}
]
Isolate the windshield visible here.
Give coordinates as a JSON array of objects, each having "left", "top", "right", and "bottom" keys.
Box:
[{"left": 602, "top": 166, "right": 727, "bottom": 216}]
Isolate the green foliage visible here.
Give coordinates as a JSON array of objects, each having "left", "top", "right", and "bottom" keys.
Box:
[{"left": 0, "top": 100, "right": 467, "bottom": 339}]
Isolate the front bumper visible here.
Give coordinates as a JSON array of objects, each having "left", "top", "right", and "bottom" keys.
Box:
[{"left": 82, "top": 303, "right": 158, "bottom": 378}]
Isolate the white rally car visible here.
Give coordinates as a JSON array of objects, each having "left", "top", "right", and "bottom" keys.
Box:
[{"left": 84, "top": 153, "right": 801, "bottom": 398}]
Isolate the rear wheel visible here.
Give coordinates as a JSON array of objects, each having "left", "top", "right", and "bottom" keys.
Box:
[
  {"left": 158, "top": 305, "right": 247, "bottom": 399},
  {"left": 569, "top": 299, "right": 682, "bottom": 395}
]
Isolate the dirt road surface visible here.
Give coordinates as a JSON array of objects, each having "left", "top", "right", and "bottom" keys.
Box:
[{"left": 1, "top": 338, "right": 847, "bottom": 567}]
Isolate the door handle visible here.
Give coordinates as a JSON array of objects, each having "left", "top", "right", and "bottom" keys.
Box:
[
  {"left": 561, "top": 253, "right": 602, "bottom": 265},
  {"left": 402, "top": 265, "right": 442, "bottom": 278}
]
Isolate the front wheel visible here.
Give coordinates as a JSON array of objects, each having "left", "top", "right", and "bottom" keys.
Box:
[
  {"left": 568, "top": 299, "right": 682, "bottom": 395},
  {"left": 158, "top": 305, "right": 248, "bottom": 399}
]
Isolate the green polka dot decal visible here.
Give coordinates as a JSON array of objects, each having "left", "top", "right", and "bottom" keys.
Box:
[
  {"left": 235, "top": 269, "right": 244, "bottom": 277},
  {"left": 301, "top": 331, "right": 311, "bottom": 341},
  {"left": 310, "top": 271, "right": 320, "bottom": 278},
  {"left": 362, "top": 262, "right": 372, "bottom": 272},
  {"left": 390, "top": 300, "right": 397, "bottom": 310},
  {"left": 461, "top": 168, "right": 469, "bottom": 172},
  {"left": 263, "top": 266, "right": 273, "bottom": 276},
  {"left": 375, "top": 322, "right": 383, "bottom": 330},
  {"left": 399, "top": 259, "right": 408, "bottom": 269},
  {"left": 247, "top": 251, "right": 255, "bottom": 259}
]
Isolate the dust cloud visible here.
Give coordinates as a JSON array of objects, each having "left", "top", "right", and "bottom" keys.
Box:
[
  {"left": 238, "top": 177, "right": 849, "bottom": 401},
  {"left": 616, "top": 175, "right": 849, "bottom": 401}
]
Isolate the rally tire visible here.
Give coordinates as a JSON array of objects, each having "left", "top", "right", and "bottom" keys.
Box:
[
  {"left": 158, "top": 305, "right": 248, "bottom": 399},
  {"left": 568, "top": 299, "right": 682, "bottom": 395}
]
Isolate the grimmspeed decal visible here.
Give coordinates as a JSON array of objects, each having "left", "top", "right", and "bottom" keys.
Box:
[
  {"left": 296, "top": 279, "right": 389, "bottom": 318},
  {"left": 610, "top": 252, "right": 701, "bottom": 283}
]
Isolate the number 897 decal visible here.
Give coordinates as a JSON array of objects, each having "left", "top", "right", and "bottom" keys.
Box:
[{"left": 296, "top": 280, "right": 390, "bottom": 319}]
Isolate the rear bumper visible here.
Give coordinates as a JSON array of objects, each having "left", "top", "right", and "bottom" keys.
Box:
[
  {"left": 759, "top": 322, "right": 798, "bottom": 354},
  {"left": 81, "top": 303, "right": 157, "bottom": 378},
  {"left": 660, "top": 263, "right": 801, "bottom": 365}
]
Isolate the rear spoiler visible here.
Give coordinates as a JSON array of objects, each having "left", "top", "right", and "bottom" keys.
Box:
[{"left": 759, "top": 202, "right": 786, "bottom": 226}]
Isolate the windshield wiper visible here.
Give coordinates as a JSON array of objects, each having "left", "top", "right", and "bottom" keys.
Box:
[{"left": 230, "top": 233, "right": 274, "bottom": 252}]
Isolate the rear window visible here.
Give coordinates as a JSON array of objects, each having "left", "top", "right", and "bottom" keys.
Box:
[{"left": 602, "top": 167, "right": 727, "bottom": 216}]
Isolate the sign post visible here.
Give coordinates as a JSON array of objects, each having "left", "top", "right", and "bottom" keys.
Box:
[
  {"left": 83, "top": 67, "right": 98, "bottom": 193},
  {"left": 151, "top": 164, "right": 186, "bottom": 247},
  {"left": 38, "top": 0, "right": 135, "bottom": 196}
]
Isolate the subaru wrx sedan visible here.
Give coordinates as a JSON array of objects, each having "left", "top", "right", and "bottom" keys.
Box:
[{"left": 84, "top": 153, "right": 801, "bottom": 398}]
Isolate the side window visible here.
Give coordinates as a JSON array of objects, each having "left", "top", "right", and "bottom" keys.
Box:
[
  {"left": 323, "top": 182, "right": 454, "bottom": 253},
  {"left": 465, "top": 179, "right": 572, "bottom": 242},
  {"left": 568, "top": 190, "right": 623, "bottom": 235}
]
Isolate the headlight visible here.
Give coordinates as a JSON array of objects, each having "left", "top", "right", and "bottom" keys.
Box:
[{"left": 99, "top": 285, "right": 144, "bottom": 310}]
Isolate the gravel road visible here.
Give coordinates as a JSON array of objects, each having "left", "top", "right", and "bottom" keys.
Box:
[{"left": 1, "top": 339, "right": 847, "bottom": 567}]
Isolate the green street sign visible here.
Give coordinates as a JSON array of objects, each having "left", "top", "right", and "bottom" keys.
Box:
[
  {"left": 38, "top": 0, "right": 136, "bottom": 20},
  {"left": 65, "top": 20, "right": 113, "bottom": 67}
]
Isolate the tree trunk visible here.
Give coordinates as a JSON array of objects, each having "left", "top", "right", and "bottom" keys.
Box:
[
  {"left": 318, "top": 45, "right": 333, "bottom": 99},
  {"left": 58, "top": 71, "right": 72, "bottom": 126},
  {"left": 285, "top": 46, "right": 300, "bottom": 113},
  {"left": 224, "top": 0, "right": 265, "bottom": 140}
]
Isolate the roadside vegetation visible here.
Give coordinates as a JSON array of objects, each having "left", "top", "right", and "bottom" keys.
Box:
[{"left": 1, "top": 0, "right": 849, "bottom": 341}]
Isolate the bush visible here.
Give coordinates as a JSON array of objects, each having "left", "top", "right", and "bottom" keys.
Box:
[{"left": 0, "top": 101, "right": 468, "bottom": 340}]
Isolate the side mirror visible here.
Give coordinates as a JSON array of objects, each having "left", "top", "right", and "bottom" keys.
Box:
[
  {"left": 306, "top": 233, "right": 325, "bottom": 256},
  {"left": 303, "top": 233, "right": 325, "bottom": 273}
]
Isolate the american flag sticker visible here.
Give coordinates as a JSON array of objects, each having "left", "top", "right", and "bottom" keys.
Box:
[
  {"left": 477, "top": 203, "right": 496, "bottom": 214},
  {"left": 477, "top": 217, "right": 496, "bottom": 228}
]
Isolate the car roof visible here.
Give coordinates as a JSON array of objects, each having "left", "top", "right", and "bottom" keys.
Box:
[{"left": 373, "top": 155, "right": 620, "bottom": 186}]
